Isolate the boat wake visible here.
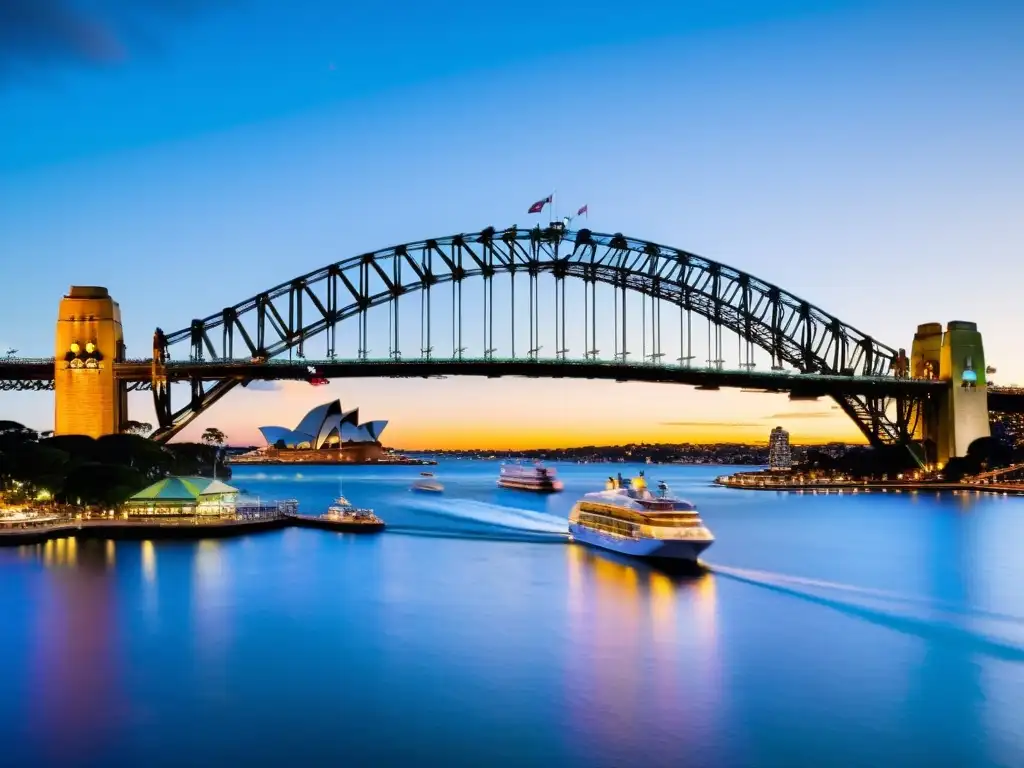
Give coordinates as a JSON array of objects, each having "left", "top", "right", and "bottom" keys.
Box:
[
  {"left": 708, "top": 563, "right": 1024, "bottom": 661},
  {"left": 709, "top": 564, "right": 1024, "bottom": 626},
  {"left": 386, "top": 524, "right": 566, "bottom": 544},
  {"left": 402, "top": 496, "right": 568, "bottom": 535}
]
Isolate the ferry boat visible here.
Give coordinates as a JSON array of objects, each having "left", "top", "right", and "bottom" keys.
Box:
[
  {"left": 410, "top": 472, "right": 444, "bottom": 493},
  {"left": 568, "top": 472, "right": 713, "bottom": 564},
  {"left": 325, "top": 495, "right": 383, "bottom": 526},
  {"left": 497, "top": 463, "right": 563, "bottom": 493}
]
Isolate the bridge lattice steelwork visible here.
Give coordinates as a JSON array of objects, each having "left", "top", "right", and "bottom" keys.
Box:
[{"left": 145, "top": 225, "right": 918, "bottom": 444}]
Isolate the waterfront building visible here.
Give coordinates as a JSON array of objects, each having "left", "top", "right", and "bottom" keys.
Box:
[
  {"left": 255, "top": 400, "right": 389, "bottom": 462},
  {"left": 768, "top": 427, "right": 792, "bottom": 471},
  {"left": 123, "top": 476, "right": 240, "bottom": 516}
]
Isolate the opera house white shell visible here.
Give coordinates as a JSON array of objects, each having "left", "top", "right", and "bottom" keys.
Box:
[{"left": 259, "top": 401, "right": 388, "bottom": 450}]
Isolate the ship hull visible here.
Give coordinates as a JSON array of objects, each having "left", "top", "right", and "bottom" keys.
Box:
[
  {"left": 568, "top": 522, "right": 712, "bottom": 563},
  {"left": 287, "top": 513, "right": 385, "bottom": 533},
  {"left": 497, "top": 480, "right": 563, "bottom": 493}
]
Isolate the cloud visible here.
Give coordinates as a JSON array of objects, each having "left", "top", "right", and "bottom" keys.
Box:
[
  {"left": 244, "top": 380, "right": 283, "bottom": 392},
  {"left": 660, "top": 421, "right": 762, "bottom": 428},
  {"left": 0, "top": 0, "right": 238, "bottom": 74},
  {"left": 764, "top": 409, "right": 839, "bottom": 420}
]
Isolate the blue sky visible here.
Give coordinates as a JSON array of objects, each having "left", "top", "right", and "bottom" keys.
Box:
[{"left": 1, "top": 0, "right": 1021, "bottom": 446}]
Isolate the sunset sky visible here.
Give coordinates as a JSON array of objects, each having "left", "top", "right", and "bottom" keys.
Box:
[{"left": 1, "top": 0, "right": 1021, "bottom": 449}]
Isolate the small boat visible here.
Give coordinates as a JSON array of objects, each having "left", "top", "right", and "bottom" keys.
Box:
[
  {"left": 568, "top": 472, "right": 713, "bottom": 565},
  {"left": 325, "top": 495, "right": 381, "bottom": 524},
  {"left": 498, "top": 462, "right": 563, "bottom": 493},
  {"left": 411, "top": 472, "right": 444, "bottom": 493}
]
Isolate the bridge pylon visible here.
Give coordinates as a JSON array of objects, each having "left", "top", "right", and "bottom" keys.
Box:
[
  {"left": 54, "top": 286, "right": 127, "bottom": 438},
  {"left": 911, "top": 321, "right": 990, "bottom": 465}
]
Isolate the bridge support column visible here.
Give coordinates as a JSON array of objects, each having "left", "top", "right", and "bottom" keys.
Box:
[
  {"left": 54, "top": 286, "right": 127, "bottom": 438},
  {"left": 912, "top": 321, "right": 989, "bottom": 465}
]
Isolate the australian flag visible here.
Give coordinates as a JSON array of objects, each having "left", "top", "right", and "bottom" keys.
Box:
[{"left": 528, "top": 195, "right": 552, "bottom": 214}]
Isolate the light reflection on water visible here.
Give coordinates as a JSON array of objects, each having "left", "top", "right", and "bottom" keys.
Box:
[
  {"left": 564, "top": 543, "right": 722, "bottom": 764},
  {"left": 1, "top": 461, "right": 1023, "bottom": 766}
]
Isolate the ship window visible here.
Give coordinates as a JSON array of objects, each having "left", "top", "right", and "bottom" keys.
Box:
[
  {"left": 579, "top": 512, "right": 636, "bottom": 538},
  {"left": 579, "top": 502, "right": 643, "bottom": 523},
  {"left": 643, "top": 513, "right": 700, "bottom": 527}
]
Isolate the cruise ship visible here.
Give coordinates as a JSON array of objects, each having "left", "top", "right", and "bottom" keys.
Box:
[
  {"left": 497, "top": 463, "right": 564, "bottom": 493},
  {"left": 568, "top": 473, "right": 713, "bottom": 564}
]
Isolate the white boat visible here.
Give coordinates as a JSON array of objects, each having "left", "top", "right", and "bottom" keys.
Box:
[
  {"left": 497, "top": 463, "right": 563, "bottom": 493},
  {"left": 325, "top": 495, "right": 380, "bottom": 523},
  {"left": 568, "top": 472, "right": 713, "bottom": 564},
  {"left": 411, "top": 472, "right": 444, "bottom": 493}
]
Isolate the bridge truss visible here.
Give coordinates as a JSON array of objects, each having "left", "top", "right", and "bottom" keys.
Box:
[{"left": 147, "top": 225, "right": 922, "bottom": 444}]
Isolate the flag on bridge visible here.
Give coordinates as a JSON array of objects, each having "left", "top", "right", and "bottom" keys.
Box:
[
  {"left": 577, "top": 204, "right": 588, "bottom": 217},
  {"left": 528, "top": 195, "right": 552, "bottom": 214}
]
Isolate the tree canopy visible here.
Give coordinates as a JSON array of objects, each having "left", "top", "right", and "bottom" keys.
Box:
[{"left": 0, "top": 422, "right": 228, "bottom": 507}]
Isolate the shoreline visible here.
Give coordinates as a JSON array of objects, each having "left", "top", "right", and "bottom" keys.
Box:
[
  {"left": 228, "top": 458, "right": 436, "bottom": 467},
  {"left": 0, "top": 513, "right": 384, "bottom": 547},
  {"left": 714, "top": 475, "right": 1024, "bottom": 496}
]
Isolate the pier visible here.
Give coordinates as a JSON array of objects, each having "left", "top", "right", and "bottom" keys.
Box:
[{"left": 0, "top": 499, "right": 384, "bottom": 546}]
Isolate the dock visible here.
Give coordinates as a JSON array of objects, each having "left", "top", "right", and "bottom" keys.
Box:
[{"left": 0, "top": 501, "right": 384, "bottom": 547}]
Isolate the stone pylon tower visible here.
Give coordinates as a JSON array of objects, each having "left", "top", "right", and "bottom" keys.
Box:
[
  {"left": 54, "top": 286, "right": 127, "bottom": 437},
  {"left": 910, "top": 321, "right": 990, "bottom": 465}
]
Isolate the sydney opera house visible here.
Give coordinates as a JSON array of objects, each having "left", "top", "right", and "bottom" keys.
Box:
[{"left": 246, "top": 400, "right": 391, "bottom": 463}]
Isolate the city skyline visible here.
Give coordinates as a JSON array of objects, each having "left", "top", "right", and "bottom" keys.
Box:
[{"left": 2, "top": 0, "right": 1021, "bottom": 448}]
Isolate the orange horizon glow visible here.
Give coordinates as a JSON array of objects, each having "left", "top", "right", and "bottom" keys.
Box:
[{"left": 154, "top": 377, "right": 870, "bottom": 450}]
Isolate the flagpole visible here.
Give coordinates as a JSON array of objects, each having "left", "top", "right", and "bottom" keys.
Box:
[{"left": 552, "top": 189, "right": 556, "bottom": 225}]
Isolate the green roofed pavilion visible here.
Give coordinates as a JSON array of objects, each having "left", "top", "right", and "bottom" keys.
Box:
[{"left": 125, "top": 476, "right": 240, "bottom": 516}]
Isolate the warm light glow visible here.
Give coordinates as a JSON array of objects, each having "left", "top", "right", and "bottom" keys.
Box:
[
  {"left": 141, "top": 540, "right": 156, "bottom": 583},
  {"left": 648, "top": 571, "right": 676, "bottom": 642},
  {"left": 693, "top": 571, "right": 718, "bottom": 644},
  {"left": 69, "top": 342, "right": 80, "bottom": 354},
  {"left": 591, "top": 554, "right": 640, "bottom": 598},
  {"left": 174, "top": 378, "right": 869, "bottom": 450},
  {"left": 85, "top": 341, "right": 96, "bottom": 354}
]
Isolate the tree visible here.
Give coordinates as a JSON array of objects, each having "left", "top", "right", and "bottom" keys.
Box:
[
  {"left": 123, "top": 420, "right": 153, "bottom": 436},
  {"left": 7, "top": 444, "right": 70, "bottom": 498},
  {"left": 95, "top": 434, "right": 173, "bottom": 478},
  {"left": 40, "top": 434, "right": 98, "bottom": 462},
  {"left": 200, "top": 427, "right": 227, "bottom": 476},
  {"left": 0, "top": 421, "right": 38, "bottom": 451},
  {"left": 201, "top": 427, "right": 227, "bottom": 447},
  {"left": 61, "top": 462, "right": 148, "bottom": 507}
]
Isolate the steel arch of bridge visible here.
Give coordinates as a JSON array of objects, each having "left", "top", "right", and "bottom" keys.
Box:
[{"left": 151, "top": 225, "right": 916, "bottom": 443}]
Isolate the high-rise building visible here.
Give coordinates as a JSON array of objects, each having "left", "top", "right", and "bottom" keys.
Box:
[{"left": 768, "top": 426, "right": 791, "bottom": 471}]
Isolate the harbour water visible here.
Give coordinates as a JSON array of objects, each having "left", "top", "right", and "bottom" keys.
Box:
[{"left": 2, "top": 461, "right": 1024, "bottom": 767}]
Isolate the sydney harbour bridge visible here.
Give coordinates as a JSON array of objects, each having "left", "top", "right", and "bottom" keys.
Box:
[{"left": 0, "top": 224, "right": 1019, "bottom": 461}]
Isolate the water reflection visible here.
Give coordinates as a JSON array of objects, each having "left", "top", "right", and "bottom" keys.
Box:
[
  {"left": 565, "top": 544, "right": 720, "bottom": 763},
  {"left": 141, "top": 540, "right": 156, "bottom": 583},
  {"left": 23, "top": 539, "right": 123, "bottom": 762},
  {"left": 192, "top": 540, "right": 233, "bottom": 685}
]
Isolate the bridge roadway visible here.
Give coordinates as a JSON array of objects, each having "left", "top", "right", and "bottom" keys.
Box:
[
  {"left": 5, "top": 357, "right": 1024, "bottom": 412},
  {"left": 0, "top": 356, "right": 948, "bottom": 397}
]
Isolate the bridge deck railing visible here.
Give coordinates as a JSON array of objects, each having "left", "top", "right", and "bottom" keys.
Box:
[{"left": 0, "top": 355, "right": 967, "bottom": 386}]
